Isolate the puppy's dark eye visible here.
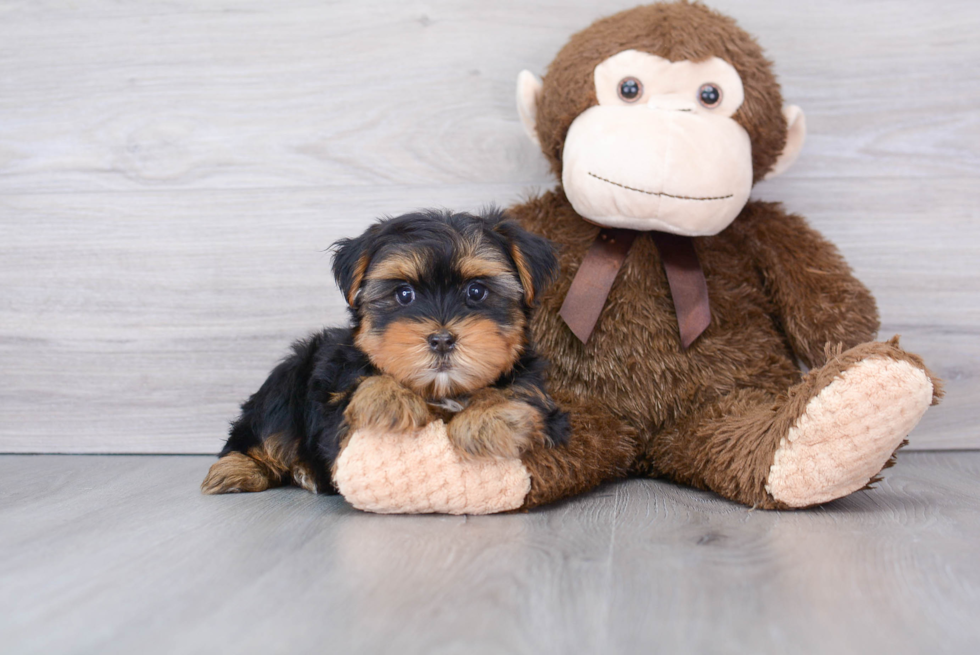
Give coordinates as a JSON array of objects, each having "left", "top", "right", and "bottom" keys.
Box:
[
  {"left": 466, "top": 282, "right": 488, "bottom": 303},
  {"left": 394, "top": 285, "right": 415, "bottom": 306},
  {"left": 618, "top": 77, "right": 642, "bottom": 102},
  {"left": 698, "top": 83, "right": 722, "bottom": 108}
]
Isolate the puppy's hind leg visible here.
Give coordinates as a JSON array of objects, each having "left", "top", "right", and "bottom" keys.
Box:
[
  {"left": 201, "top": 452, "right": 279, "bottom": 494},
  {"left": 201, "top": 433, "right": 295, "bottom": 495}
]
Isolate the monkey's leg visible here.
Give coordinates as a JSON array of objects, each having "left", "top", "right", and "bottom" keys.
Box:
[
  {"left": 519, "top": 394, "right": 639, "bottom": 509},
  {"left": 647, "top": 340, "right": 941, "bottom": 509}
]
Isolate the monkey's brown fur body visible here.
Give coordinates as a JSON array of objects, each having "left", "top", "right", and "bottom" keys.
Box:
[{"left": 513, "top": 191, "right": 940, "bottom": 509}]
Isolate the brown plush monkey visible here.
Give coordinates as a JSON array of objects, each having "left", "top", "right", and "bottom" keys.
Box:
[{"left": 335, "top": 1, "right": 941, "bottom": 513}]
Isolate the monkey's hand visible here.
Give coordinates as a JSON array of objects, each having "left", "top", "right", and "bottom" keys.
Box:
[
  {"left": 446, "top": 389, "right": 547, "bottom": 459},
  {"left": 344, "top": 375, "right": 433, "bottom": 433},
  {"left": 332, "top": 420, "right": 531, "bottom": 515}
]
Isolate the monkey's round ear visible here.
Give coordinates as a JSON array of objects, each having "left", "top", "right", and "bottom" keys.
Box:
[
  {"left": 331, "top": 231, "right": 374, "bottom": 307},
  {"left": 516, "top": 70, "right": 543, "bottom": 147},
  {"left": 764, "top": 105, "right": 807, "bottom": 180},
  {"left": 493, "top": 218, "right": 559, "bottom": 305}
]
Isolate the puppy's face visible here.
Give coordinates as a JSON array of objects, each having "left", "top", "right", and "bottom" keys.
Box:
[{"left": 333, "top": 211, "right": 558, "bottom": 399}]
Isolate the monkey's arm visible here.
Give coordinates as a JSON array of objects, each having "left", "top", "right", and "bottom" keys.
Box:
[
  {"left": 518, "top": 392, "right": 638, "bottom": 509},
  {"left": 741, "top": 201, "right": 880, "bottom": 369},
  {"left": 331, "top": 392, "right": 636, "bottom": 514}
]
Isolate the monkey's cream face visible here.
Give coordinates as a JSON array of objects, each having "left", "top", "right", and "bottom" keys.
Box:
[{"left": 561, "top": 50, "right": 754, "bottom": 236}]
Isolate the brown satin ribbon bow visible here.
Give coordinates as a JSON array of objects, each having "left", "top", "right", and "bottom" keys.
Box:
[{"left": 558, "top": 229, "right": 711, "bottom": 349}]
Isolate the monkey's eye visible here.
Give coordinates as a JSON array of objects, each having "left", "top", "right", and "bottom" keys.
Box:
[
  {"left": 466, "top": 281, "right": 488, "bottom": 303},
  {"left": 698, "top": 83, "right": 723, "bottom": 108},
  {"left": 394, "top": 284, "right": 416, "bottom": 306},
  {"left": 617, "top": 77, "right": 643, "bottom": 103}
]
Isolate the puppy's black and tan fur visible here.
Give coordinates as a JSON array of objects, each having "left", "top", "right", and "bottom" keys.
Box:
[{"left": 201, "top": 209, "right": 570, "bottom": 496}]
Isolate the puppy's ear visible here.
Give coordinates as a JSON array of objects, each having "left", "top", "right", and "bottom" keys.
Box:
[
  {"left": 332, "top": 226, "right": 377, "bottom": 306},
  {"left": 490, "top": 212, "right": 559, "bottom": 305}
]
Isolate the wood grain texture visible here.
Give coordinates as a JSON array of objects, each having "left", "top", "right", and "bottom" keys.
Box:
[
  {"left": 1, "top": 453, "right": 979, "bottom": 654},
  {"left": 1, "top": 0, "right": 977, "bottom": 191},
  {"left": 0, "top": 0, "right": 977, "bottom": 452}
]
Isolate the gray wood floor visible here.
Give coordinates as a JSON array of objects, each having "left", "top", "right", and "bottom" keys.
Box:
[{"left": 2, "top": 453, "right": 979, "bottom": 654}]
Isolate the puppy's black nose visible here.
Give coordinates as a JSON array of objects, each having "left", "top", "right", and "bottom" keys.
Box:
[{"left": 427, "top": 331, "right": 456, "bottom": 354}]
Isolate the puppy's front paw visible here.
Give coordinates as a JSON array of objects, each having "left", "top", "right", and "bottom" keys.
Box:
[
  {"left": 345, "top": 375, "right": 432, "bottom": 432},
  {"left": 447, "top": 391, "right": 545, "bottom": 459}
]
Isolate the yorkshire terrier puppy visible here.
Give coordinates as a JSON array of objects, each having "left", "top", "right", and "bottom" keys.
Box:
[{"left": 201, "top": 209, "right": 570, "bottom": 495}]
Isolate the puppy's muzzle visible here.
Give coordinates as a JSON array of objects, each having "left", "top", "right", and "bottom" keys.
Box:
[{"left": 427, "top": 330, "right": 456, "bottom": 355}]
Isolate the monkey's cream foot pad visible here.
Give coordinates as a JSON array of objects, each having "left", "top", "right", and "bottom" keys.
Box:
[
  {"left": 334, "top": 420, "right": 531, "bottom": 515},
  {"left": 766, "top": 356, "right": 934, "bottom": 508}
]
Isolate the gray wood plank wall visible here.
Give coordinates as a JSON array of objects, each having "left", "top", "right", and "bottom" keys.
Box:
[{"left": 1, "top": 1, "right": 977, "bottom": 453}]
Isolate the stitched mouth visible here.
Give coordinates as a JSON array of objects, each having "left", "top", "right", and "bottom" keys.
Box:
[{"left": 588, "top": 172, "right": 733, "bottom": 201}]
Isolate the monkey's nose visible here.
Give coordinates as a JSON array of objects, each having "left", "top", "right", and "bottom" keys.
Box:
[
  {"left": 646, "top": 96, "right": 698, "bottom": 112},
  {"left": 427, "top": 331, "right": 456, "bottom": 354}
]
